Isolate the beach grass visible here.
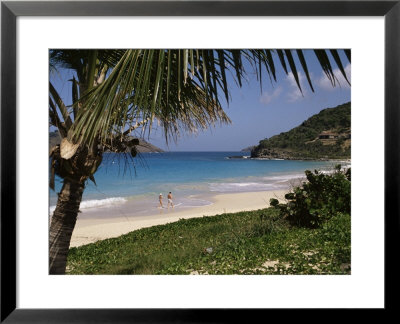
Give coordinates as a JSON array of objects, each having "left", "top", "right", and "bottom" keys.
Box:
[{"left": 66, "top": 207, "right": 350, "bottom": 275}]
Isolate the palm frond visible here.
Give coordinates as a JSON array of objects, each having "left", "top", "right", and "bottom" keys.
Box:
[
  {"left": 296, "top": 50, "right": 314, "bottom": 92},
  {"left": 314, "top": 49, "right": 338, "bottom": 86},
  {"left": 57, "top": 49, "right": 350, "bottom": 148},
  {"left": 49, "top": 82, "right": 72, "bottom": 130},
  {"left": 284, "top": 49, "right": 303, "bottom": 93},
  {"left": 330, "top": 49, "right": 351, "bottom": 85}
]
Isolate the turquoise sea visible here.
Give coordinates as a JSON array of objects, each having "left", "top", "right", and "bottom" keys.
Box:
[{"left": 49, "top": 152, "right": 349, "bottom": 216}]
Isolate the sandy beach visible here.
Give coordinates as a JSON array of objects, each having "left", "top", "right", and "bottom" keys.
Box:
[{"left": 70, "top": 190, "right": 287, "bottom": 247}]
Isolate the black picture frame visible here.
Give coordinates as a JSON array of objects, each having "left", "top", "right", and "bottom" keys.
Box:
[{"left": 1, "top": 0, "right": 398, "bottom": 322}]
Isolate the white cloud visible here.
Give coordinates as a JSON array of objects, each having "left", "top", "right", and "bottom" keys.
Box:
[
  {"left": 317, "top": 63, "right": 351, "bottom": 91},
  {"left": 286, "top": 71, "right": 307, "bottom": 102},
  {"left": 259, "top": 86, "right": 283, "bottom": 105}
]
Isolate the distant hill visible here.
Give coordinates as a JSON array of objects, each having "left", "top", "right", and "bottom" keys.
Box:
[
  {"left": 251, "top": 102, "right": 351, "bottom": 160},
  {"left": 49, "top": 131, "right": 164, "bottom": 153},
  {"left": 241, "top": 146, "right": 255, "bottom": 152}
]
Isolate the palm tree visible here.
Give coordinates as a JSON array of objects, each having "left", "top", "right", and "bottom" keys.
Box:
[{"left": 49, "top": 49, "right": 350, "bottom": 274}]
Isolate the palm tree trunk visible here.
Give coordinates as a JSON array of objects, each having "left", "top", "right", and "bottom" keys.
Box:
[{"left": 49, "top": 178, "right": 85, "bottom": 274}]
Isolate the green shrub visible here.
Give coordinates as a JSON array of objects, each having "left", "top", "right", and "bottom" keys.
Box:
[
  {"left": 275, "top": 165, "right": 351, "bottom": 228},
  {"left": 269, "top": 198, "right": 279, "bottom": 207}
]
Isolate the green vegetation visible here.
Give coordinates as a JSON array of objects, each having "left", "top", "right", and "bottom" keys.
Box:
[
  {"left": 50, "top": 50, "right": 350, "bottom": 274},
  {"left": 251, "top": 102, "right": 351, "bottom": 160},
  {"left": 67, "top": 168, "right": 351, "bottom": 275},
  {"left": 272, "top": 165, "right": 351, "bottom": 228}
]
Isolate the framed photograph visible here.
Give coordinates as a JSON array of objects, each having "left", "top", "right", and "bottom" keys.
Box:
[{"left": 1, "top": 0, "right": 398, "bottom": 321}]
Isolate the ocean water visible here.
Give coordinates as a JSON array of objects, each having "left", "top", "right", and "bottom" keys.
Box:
[{"left": 49, "top": 152, "right": 350, "bottom": 216}]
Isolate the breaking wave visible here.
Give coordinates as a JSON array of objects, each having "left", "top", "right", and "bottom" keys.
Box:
[
  {"left": 49, "top": 197, "right": 127, "bottom": 214},
  {"left": 209, "top": 182, "right": 277, "bottom": 192}
]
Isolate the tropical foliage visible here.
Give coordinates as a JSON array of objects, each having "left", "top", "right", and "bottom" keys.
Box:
[
  {"left": 63, "top": 49, "right": 350, "bottom": 146},
  {"left": 270, "top": 165, "right": 351, "bottom": 228},
  {"left": 49, "top": 49, "right": 350, "bottom": 274}
]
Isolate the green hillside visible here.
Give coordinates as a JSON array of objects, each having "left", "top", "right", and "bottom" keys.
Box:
[{"left": 251, "top": 102, "right": 351, "bottom": 160}]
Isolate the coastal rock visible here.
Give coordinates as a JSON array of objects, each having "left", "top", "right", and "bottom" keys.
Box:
[{"left": 227, "top": 155, "right": 250, "bottom": 159}]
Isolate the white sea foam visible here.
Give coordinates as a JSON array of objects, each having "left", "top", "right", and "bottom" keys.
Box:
[
  {"left": 209, "top": 182, "right": 277, "bottom": 192},
  {"left": 183, "top": 202, "right": 214, "bottom": 208},
  {"left": 179, "top": 197, "right": 214, "bottom": 207},
  {"left": 80, "top": 197, "right": 127, "bottom": 209},
  {"left": 49, "top": 197, "right": 127, "bottom": 214},
  {"left": 262, "top": 173, "right": 305, "bottom": 182}
]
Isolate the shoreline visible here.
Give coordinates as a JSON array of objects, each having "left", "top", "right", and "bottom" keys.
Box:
[
  {"left": 250, "top": 157, "right": 351, "bottom": 162},
  {"left": 70, "top": 190, "right": 287, "bottom": 248}
]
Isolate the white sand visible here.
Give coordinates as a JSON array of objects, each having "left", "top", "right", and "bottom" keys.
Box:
[{"left": 70, "top": 190, "right": 287, "bottom": 248}]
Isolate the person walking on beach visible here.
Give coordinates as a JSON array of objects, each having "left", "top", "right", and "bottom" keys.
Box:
[
  {"left": 159, "top": 193, "right": 164, "bottom": 208},
  {"left": 167, "top": 192, "right": 174, "bottom": 209}
]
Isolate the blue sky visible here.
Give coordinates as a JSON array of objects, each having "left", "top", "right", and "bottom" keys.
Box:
[{"left": 50, "top": 50, "right": 350, "bottom": 151}]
